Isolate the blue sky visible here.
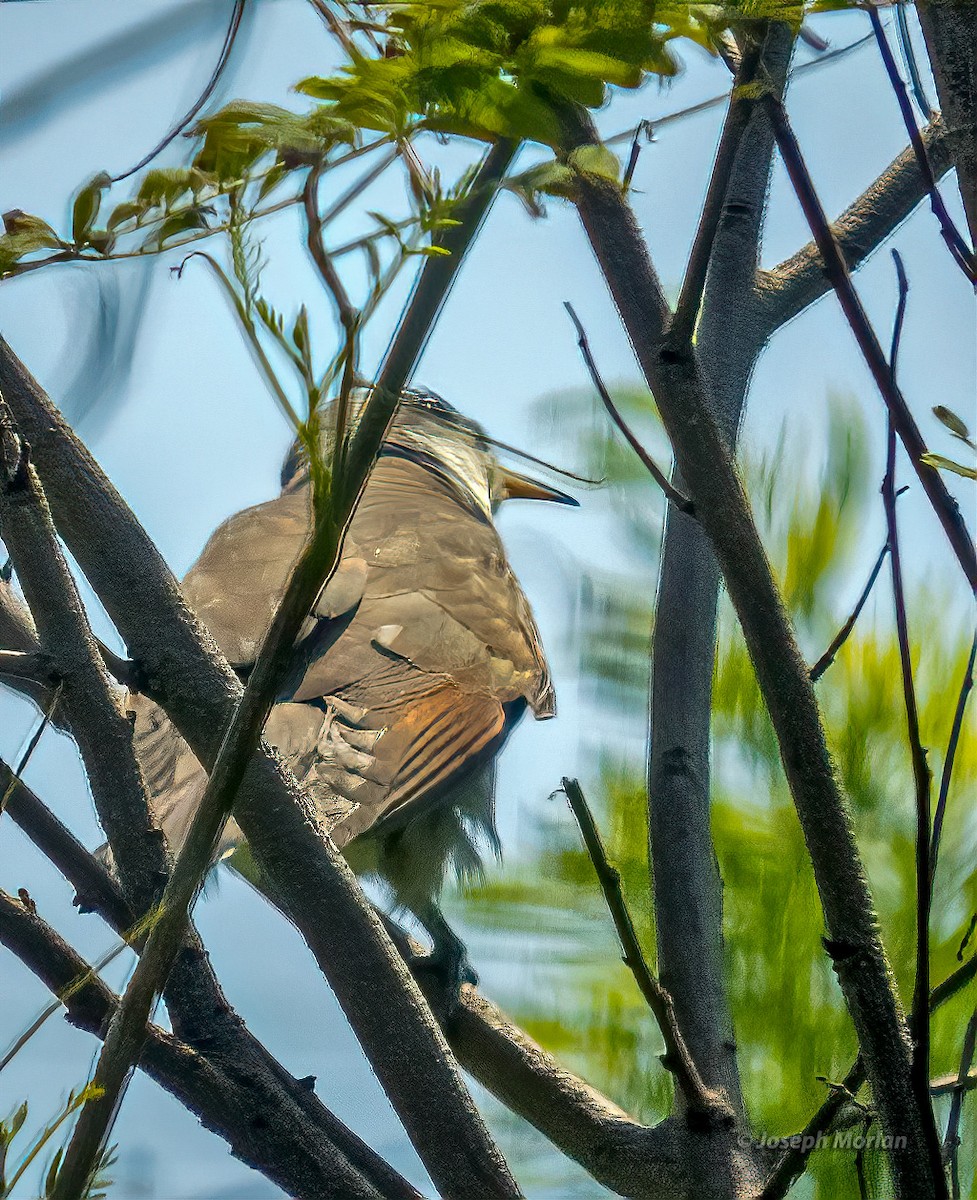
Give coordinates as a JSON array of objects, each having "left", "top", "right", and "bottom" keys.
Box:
[{"left": 1, "top": 2, "right": 974, "bottom": 1196}]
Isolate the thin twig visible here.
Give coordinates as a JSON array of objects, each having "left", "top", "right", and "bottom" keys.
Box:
[
  {"left": 0, "top": 680, "right": 61, "bottom": 818},
  {"left": 563, "top": 303, "right": 693, "bottom": 513},
  {"left": 809, "top": 540, "right": 889, "bottom": 681},
  {"left": 894, "top": 1, "right": 934, "bottom": 120},
  {"left": 945, "top": 1009, "right": 977, "bottom": 1199},
  {"left": 930, "top": 631, "right": 976, "bottom": 878},
  {"left": 763, "top": 93, "right": 977, "bottom": 593},
  {"left": 868, "top": 6, "right": 976, "bottom": 283},
  {"left": 303, "top": 161, "right": 360, "bottom": 466},
  {"left": 110, "top": 0, "right": 246, "bottom": 184},
  {"left": 880, "top": 251, "right": 934, "bottom": 1140},
  {"left": 560, "top": 778, "right": 719, "bottom": 1122},
  {"left": 605, "top": 32, "right": 875, "bottom": 148},
  {"left": 932, "top": 1069, "right": 977, "bottom": 1098},
  {"left": 669, "top": 34, "right": 765, "bottom": 348},
  {"left": 760, "top": 957, "right": 975, "bottom": 1199}
]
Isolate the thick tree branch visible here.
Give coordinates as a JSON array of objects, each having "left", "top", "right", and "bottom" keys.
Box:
[
  {"left": 760, "top": 120, "right": 955, "bottom": 329},
  {"left": 0, "top": 892, "right": 414, "bottom": 1200},
  {"left": 560, "top": 93, "right": 946, "bottom": 1197},
  {"left": 642, "top": 23, "right": 795, "bottom": 1140},
  {"left": 0, "top": 145, "right": 524, "bottom": 1200},
  {"left": 0, "top": 759, "right": 422, "bottom": 1200},
  {"left": 0, "top": 409, "right": 166, "bottom": 917}
]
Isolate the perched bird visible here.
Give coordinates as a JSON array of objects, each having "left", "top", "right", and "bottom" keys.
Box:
[{"left": 129, "top": 388, "right": 575, "bottom": 988}]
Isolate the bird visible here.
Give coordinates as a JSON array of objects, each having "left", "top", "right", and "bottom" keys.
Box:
[{"left": 127, "top": 387, "right": 575, "bottom": 992}]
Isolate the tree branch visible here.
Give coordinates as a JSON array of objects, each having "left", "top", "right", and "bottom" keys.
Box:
[
  {"left": 809, "top": 539, "right": 889, "bottom": 682},
  {"left": 879, "top": 253, "right": 939, "bottom": 1181},
  {"left": 0, "top": 144, "right": 524, "bottom": 1200},
  {"left": 761, "top": 95, "right": 974, "bottom": 596},
  {"left": 642, "top": 22, "right": 795, "bottom": 1138},
  {"left": 561, "top": 778, "right": 721, "bottom": 1123},
  {"left": 868, "top": 6, "right": 975, "bottom": 281},
  {"left": 563, "top": 303, "right": 691, "bottom": 512},
  {"left": 559, "top": 91, "right": 947, "bottom": 1198},
  {"left": 668, "top": 33, "right": 766, "bottom": 349},
  {"left": 930, "top": 631, "right": 976, "bottom": 877},
  {"left": 915, "top": 0, "right": 977, "bottom": 247},
  {"left": 0, "top": 891, "right": 415, "bottom": 1200},
  {"left": 760, "top": 120, "right": 955, "bottom": 330},
  {"left": 0, "top": 759, "right": 423, "bottom": 1200}
]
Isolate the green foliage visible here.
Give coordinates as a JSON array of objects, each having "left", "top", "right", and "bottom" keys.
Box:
[
  {"left": 0, "top": 1087, "right": 114, "bottom": 1199},
  {"left": 458, "top": 387, "right": 976, "bottom": 1197}
]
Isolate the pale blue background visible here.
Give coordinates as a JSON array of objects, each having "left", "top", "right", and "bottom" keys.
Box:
[{"left": 0, "top": 2, "right": 973, "bottom": 1196}]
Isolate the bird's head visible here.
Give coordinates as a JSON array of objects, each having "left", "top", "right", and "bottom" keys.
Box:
[{"left": 281, "top": 386, "right": 580, "bottom": 515}]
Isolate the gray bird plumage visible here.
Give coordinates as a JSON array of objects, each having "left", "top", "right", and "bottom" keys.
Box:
[{"left": 129, "top": 389, "right": 571, "bottom": 979}]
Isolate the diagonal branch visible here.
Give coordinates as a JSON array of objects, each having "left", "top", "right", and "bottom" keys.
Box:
[
  {"left": 760, "top": 120, "right": 955, "bottom": 330},
  {"left": 1, "top": 142, "right": 524, "bottom": 1200},
  {"left": 809, "top": 539, "right": 889, "bottom": 682},
  {"left": 762, "top": 95, "right": 976, "bottom": 594},
  {"left": 668, "top": 32, "right": 767, "bottom": 348},
  {"left": 0, "top": 891, "right": 413, "bottom": 1200},
  {"left": 563, "top": 303, "right": 691, "bottom": 512},
  {"left": 868, "top": 6, "right": 975, "bottom": 281},
  {"left": 561, "top": 778, "right": 720, "bottom": 1122}
]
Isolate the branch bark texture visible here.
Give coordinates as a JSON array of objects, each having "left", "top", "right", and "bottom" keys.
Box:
[{"left": 561, "top": 95, "right": 945, "bottom": 1198}]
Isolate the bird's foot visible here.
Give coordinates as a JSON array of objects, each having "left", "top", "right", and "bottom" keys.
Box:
[{"left": 411, "top": 908, "right": 477, "bottom": 1029}]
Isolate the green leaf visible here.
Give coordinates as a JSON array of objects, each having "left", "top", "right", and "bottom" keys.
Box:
[
  {"left": 106, "top": 200, "right": 147, "bottom": 232},
  {"left": 0, "top": 231, "right": 62, "bottom": 277},
  {"left": 148, "top": 208, "right": 211, "bottom": 250},
  {"left": 2, "top": 211, "right": 61, "bottom": 247},
  {"left": 920, "top": 452, "right": 977, "bottom": 480},
  {"left": 505, "top": 159, "right": 576, "bottom": 215},
  {"left": 72, "top": 172, "right": 111, "bottom": 246},
  {"left": 933, "top": 404, "right": 975, "bottom": 447},
  {"left": 292, "top": 304, "right": 310, "bottom": 355},
  {"left": 137, "top": 167, "right": 196, "bottom": 209}
]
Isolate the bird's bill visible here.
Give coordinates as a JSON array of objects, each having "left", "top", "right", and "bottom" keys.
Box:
[{"left": 500, "top": 468, "right": 579, "bottom": 506}]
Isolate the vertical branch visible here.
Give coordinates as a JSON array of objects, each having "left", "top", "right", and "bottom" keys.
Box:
[
  {"left": 945, "top": 1008, "right": 977, "bottom": 1200},
  {"left": 642, "top": 20, "right": 795, "bottom": 1128},
  {"left": 880, "top": 255, "right": 936, "bottom": 1158},
  {"left": 560, "top": 85, "right": 948, "bottom": 1195},
  {"left": 930, "top": 631, "right": 976, "bottom": 877}
]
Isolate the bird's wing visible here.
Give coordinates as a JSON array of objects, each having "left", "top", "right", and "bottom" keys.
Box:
[{"left": 180, "top": 488, "right": 366, "bottom": 667}]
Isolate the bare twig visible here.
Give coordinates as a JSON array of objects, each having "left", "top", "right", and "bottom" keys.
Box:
[
  {"left": 879, "top": 253, "right": 936, "bottom": 1165},
  {"left": 0, "top": 680, "right": 61, "bottom": 819},
  {"left": 110, "top": 0, "right": 247, "bottom": 184},
  {"left": 809, "top": 540, "right": 889, "bottom": 682},
  {"left": 561, "top": 778, "right": 720, "bottom": 1122},
  {"left": 0, "top": 648, "right": 51, "bottom": 684},
  {"left": 761, "top": 957, "right": 975, "bottom": 1199},
  {"left": 946, "top": 1009, "right": 977, "bottom": 1199},
  {"left": 606, "top": 32, "right": 874, "bottom": 149},
  {"left": 761, "top": 119, "right": 954, "bottom": 331},
  {"left": 868, "top": 6, "right": 976, "bottom": 282},
  {"left": 763, "top": 94, "right": 976, "bottom": 594},
  {"left": 930, "top": 631, "right": 976, "bottom": 877},
  {"left": 563, "top": 303, "right": 692, "bottom": 513},
  {"left": 931, "top": 1069, "right": 977, "bottom": 1098}
]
